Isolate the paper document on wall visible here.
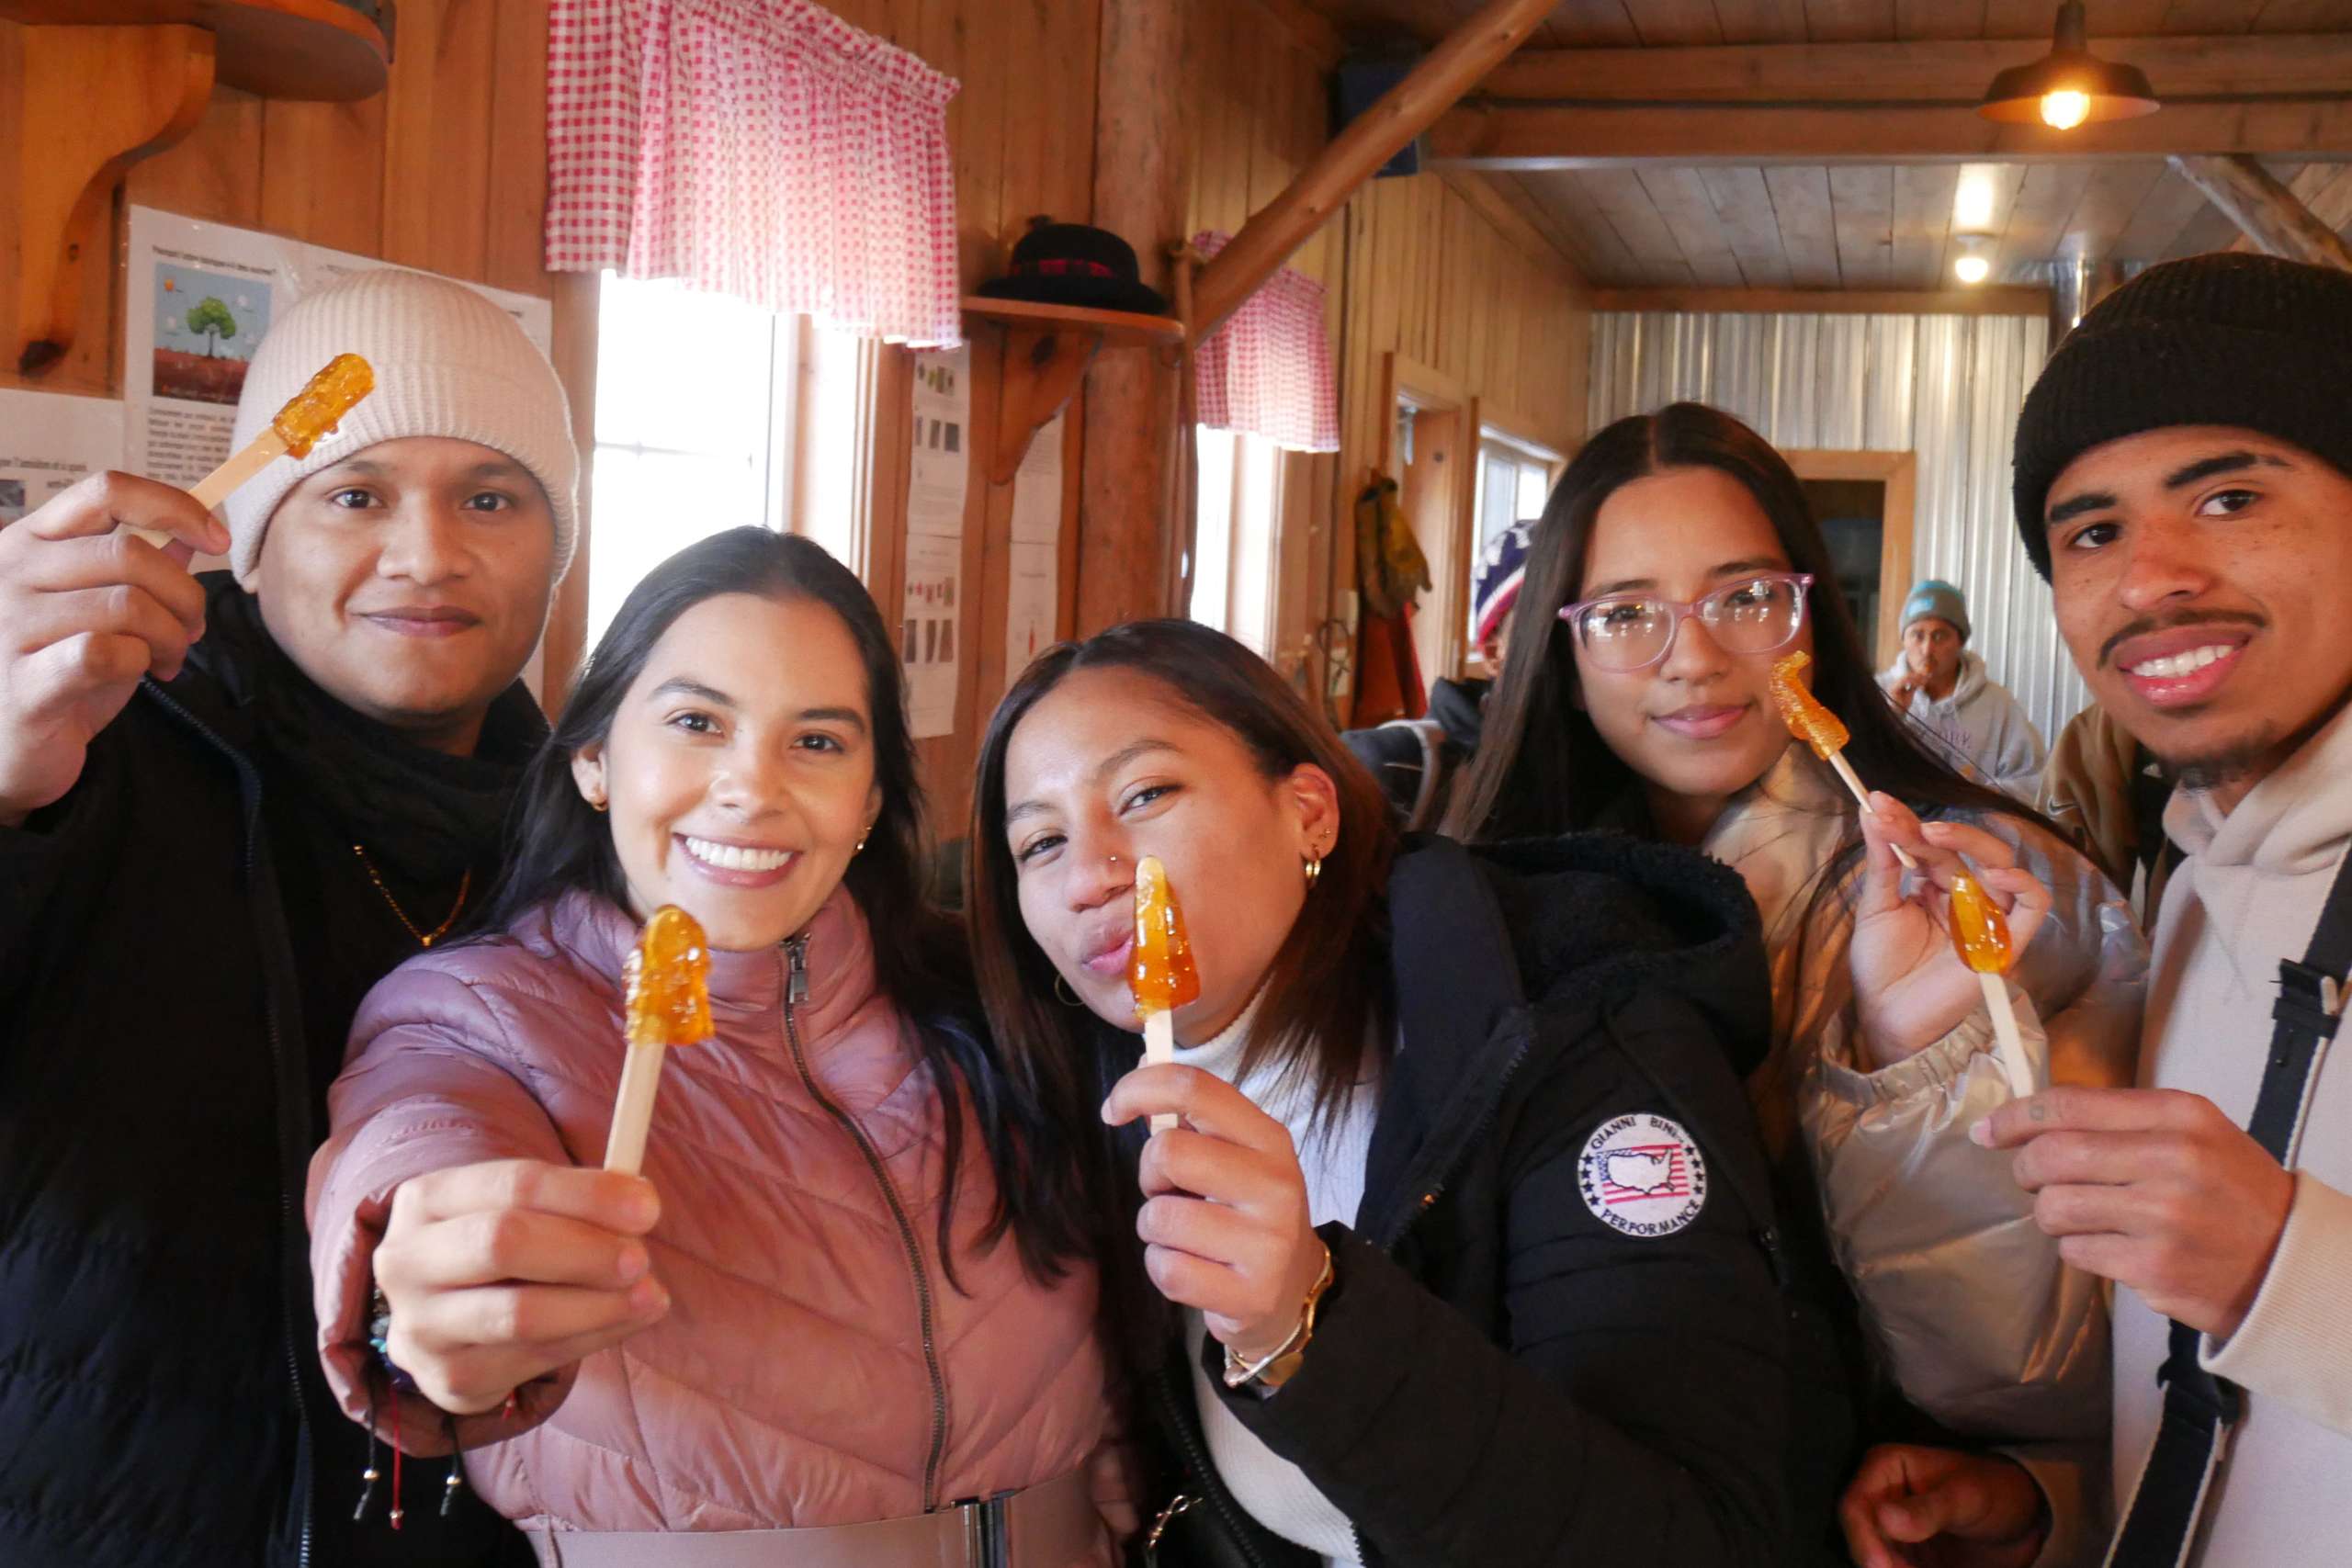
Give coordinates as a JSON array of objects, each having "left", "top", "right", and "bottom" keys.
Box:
[
  {"left": 908, "top": 345, "right": 969, "bottom": 538},
  {"left": 901, "top": 533, "right": 962, "bottom": 739},
  {"left": 125, "top": 206, "right": 553, "bottom": 492},
  {"left": 0, "top": 390, "right": 125, "bottom": 533},
  {"left": 1009, "top": 409, "right": 1064, "bottom": 545}
]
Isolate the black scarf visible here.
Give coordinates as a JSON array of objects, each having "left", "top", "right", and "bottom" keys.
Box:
[{"left": 201, "top": 577, "right": 548, "bottom": 886}]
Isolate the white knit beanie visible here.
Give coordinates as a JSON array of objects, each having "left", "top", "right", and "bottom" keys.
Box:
[{"left": 223, "top": 268, "right": 580, "bottom": 586}]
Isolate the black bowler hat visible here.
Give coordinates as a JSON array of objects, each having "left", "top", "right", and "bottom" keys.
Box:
[{"left": 975, "top": 220, "right": 1167, "bottom": 315}]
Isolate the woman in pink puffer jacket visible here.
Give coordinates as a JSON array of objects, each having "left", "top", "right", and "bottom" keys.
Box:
[{"left": 307, "top": 530, "right": 1123, "bottom": 1567}]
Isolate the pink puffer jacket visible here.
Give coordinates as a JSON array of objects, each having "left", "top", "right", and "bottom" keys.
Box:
[{"left": 307, "top": 887, "right": 1118, "bottom": 1552}]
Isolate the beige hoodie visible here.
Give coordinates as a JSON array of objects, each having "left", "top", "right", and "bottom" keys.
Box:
[{"left": 2112, "top": 700, "right": 2352, "bottom": 1562}]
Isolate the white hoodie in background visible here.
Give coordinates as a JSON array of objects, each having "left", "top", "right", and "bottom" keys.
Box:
[
  {"left": 2110, "top": 698, "right": 2352, "bottom": 1562},
  {"left": 1880, "top": 649, "right": 2049, "bottom": 800}
]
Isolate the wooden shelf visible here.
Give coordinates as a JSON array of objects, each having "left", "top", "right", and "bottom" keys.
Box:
[
  {"left": 2, "top": 0, "right": 390, "bottom": 374},
  {"left": 0, "top": 0, "right": 389, "bottom": 99},
  {"left": 962, "top": 296, "right": 1183, "bottom": 485}
]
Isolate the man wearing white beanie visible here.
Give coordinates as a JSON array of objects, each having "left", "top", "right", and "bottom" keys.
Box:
[{"left": 0, "top": 267, "right": 574, "bottom": 1568}]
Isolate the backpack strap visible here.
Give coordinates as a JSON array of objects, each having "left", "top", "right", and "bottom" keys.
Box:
[{"left": 2107, "top": 844, "right": 2352, "bottom": 1567}]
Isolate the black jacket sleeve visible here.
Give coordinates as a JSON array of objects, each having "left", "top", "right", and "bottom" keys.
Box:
[
  {"left": 1205, "top": 1007, "right": 1789, "bottom": 1567},
  {"left": 0, "top": 721, "right": 129, "bottom": 998}
]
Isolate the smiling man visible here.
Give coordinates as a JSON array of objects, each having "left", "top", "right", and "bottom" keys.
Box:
[
  {"left": 0, "top": 268, "right": 574, "bottom": 1568},
  {"left": 1837, "top": 254, "right": 2352, "bottom": 1568}
]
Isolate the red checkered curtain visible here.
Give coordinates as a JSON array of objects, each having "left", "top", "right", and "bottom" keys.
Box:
[
  {"left": 1190, "top": 231, "right": 1340, "bottom": 453},
  {"left": 547, "top": 0, "right": 962, "bottom": 347}
]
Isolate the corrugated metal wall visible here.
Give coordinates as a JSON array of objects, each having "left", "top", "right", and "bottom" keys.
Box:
[{"left": 1586, "top": 311, "right": 2087, "bottom": 748}]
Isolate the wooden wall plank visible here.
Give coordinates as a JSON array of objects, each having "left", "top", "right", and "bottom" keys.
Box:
[
  {"left": 379, "top": 0, "right": 496, "bottom": 279},
  {"left": 1699, "top": 166, "right": 1795, "bottom": 288},
  {"left": 1890, "top": 163, "right": 1957, "bottom": 288},
  {"left": 1638, "top": 167, "right": 1746, "bottom": 286},
  {"left": 1713, "top": 0, "right": 1812, "bottom": 43},
  {"left": 1804, "top": 0, "right": 1899, "bottom": 40},
  {"left": 126, "top": 86, "right": 265, "bottom": 226}
]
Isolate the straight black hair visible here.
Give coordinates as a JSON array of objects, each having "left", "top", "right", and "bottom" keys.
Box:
[{"left": 474, "top": 526, "right": 1085, "bottom": 1284}]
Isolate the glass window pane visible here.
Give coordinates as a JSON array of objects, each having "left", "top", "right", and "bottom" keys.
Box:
[
  {"left": 1228, "top": 434, "right": 1278, "bottom": 655},
  {"left": 586, "top": 446, "right": 765, "bottom": 650},
  {"left": 596, "top": 273, "right": 775, "bottom": 461},
  {"left": 1516, "top": 460, "right": 1550, "bottom": 523},
  {"left": 1190, "top": 427, "right": 1237, "bottom": 634}
]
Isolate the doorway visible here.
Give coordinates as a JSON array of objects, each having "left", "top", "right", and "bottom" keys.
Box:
[
  {"left": 1784, "top": 450, "right": 1917, "bottom": 668},
  {"left": 1378, "top": 354, "right": 1474, "bottom": 711}
]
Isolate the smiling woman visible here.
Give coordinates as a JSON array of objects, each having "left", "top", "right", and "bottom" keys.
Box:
[{"left": 303, "top": 525, "right": 1123, "bottom": 1561}]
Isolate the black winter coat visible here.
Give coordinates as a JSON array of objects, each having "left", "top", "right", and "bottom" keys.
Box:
[
  {"left": 0, "top": 581, "right": 535, "bottom": 1568},
  {"left": 1109, "top": 832, "right": 1820, "bottom": 1568}
]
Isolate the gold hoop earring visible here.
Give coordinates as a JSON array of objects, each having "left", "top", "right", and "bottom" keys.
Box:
[
  {"left": 1303, "top": 852, "right": 1323, "bottom": 886},
  {"left": 1053, "top": 974, "right": 1087, "bottom": 1009}
]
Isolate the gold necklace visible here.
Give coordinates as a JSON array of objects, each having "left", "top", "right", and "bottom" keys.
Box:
[{"left": 351, "top": 844, "right": 471, "bottom": 948}]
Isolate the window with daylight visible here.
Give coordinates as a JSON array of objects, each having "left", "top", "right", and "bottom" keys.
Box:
[
  {"left": 1189, "top": 425, "right": 1284, "bottom": 657},
  {"left": 1467, "top": 430, "right": 1560, "bottom": 653},
  {"left": 588, "top": 274, "right": 870, "bottom": 649}
]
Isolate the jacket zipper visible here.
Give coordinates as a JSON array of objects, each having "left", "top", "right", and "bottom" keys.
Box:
[
  {"left": 147, "top": 683, "right": 314, "bottom": 1568},
  {"left": 1152, "top": 1364, "right": 1274, "bottom": 1568},
  {"left": 778, "top": 935, "right": 951, "bottom": 1512}
]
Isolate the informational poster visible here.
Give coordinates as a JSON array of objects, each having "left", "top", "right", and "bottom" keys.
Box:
[
  {"left": 1009, "top": 408, "right": 1064, "bottom": 545},
  {"left": 1004, "top": 541, "right": 1057, "bottom": 684},
  {"left": 0, "top": 390, "right": 125, "bottom": 529},
  {"left": 907, "top": 344, "right": 969, "bottom": 538},
  {"left": 125, "top": 206, "right": 553, "bottom": 491},
  {"left": 900, "top": 532, "right": 961, "bottom": 739}
]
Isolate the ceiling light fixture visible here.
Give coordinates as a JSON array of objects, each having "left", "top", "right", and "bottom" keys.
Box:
[
  {"left": 1953, "top": 235, "right": 1995, "bottom": 285},
  {"left": 1977, "top": 2, "right": 2159, "bottom": 130}
]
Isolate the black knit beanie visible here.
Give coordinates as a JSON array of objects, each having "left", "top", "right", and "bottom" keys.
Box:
[{"left": 2012, "top": 253, "right": 2352, "bottom": 581}]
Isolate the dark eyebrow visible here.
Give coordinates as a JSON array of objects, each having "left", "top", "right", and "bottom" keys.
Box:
[
  {"left": 2164, "top": 450, "right": 2289, "bottom": 491},
  {"left": 648, "top": 677, "right": 734, "bottom": 707},
  {"left": 1004, "top": 738, "right": 1180, "bottom": 827},
  {"left": 320, "top": 457, "right": 528, "bottom": 481},
  {"left": 2046, "top": 489, "right": 2118, "bottom": 527},
  {"left": 1582, "top": 557, "right": 1787, "bottom": 599}
]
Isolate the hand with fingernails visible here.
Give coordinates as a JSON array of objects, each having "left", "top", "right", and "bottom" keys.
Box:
[
  {"left": 1970, "top": 1086, "right": 2293, "bottom": 1338},
  {"left": 371, "top": 1158, "right": 672, "bottom": 1416},
  {"left": 0, "top": 472, "right": 232, "bottom": 828},
  {"left": 1102, "top": 1064, "right": 1328, "bottom": 1368},
  {"left": 1847, "top": 793, "right": 2054, "bottom": 1069},
  {"left": 1838, "top": 1443, "right": 2048, "bottom": 1568}
]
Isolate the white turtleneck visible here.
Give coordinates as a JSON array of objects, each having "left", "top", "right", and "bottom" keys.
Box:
[
  {"left": 2109, "top": 699, "right": 2352, "bottom": 1562},
  {"left": 1170, "top": 1003, "right": 1382, "bottom": 1568}
]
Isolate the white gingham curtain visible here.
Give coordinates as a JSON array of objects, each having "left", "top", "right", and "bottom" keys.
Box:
[{"left": 548, "top": 0, "right": 962, "bottom": 347}]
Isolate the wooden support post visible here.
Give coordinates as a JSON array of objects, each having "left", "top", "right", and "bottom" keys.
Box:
[
  {"left": 1074, "top": 0, "right": 1191, "bottom": 633},
  {"left": 6, "top": 21, "right": 215, "bottom": 376},
  {"left": 2170, "top": 155, "right": 2352, "bottom": 273},
  {"left": 1190, "top": 0, "right": 1555, "bottom": 345}
]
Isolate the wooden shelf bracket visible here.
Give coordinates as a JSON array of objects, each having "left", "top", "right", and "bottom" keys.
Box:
[
  {"left": 991, "top": 321, "right": 1103, "bottom": 486},
  {"left": 8, "top": 22, "right": 216, "bottom": 375}
]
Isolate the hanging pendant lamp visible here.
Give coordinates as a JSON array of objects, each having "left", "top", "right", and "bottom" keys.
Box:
[{"left": 1977, "top": 2, "right": 2160, "bottom": 130}]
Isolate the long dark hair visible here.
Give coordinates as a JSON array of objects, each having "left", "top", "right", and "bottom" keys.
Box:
[
  {"left": 967, "top": 620, "right": 1399, "bottom": 1283},
  {"left": 1445, "top": 401, "right": 2049, "bottom": 845},
  {"left": 476, "top": 526, "right": 1082, "bottom": 1284}
]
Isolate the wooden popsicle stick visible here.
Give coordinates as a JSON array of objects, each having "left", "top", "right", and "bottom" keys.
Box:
[
  {"left": 124, "top": 427, "right": 294, "bottom": 550},
  {"left": 1143, "top": 1010, "right": 1178, "bottom": 1134},
  {"left": 1978, "top": 970, "right": 2036, "bottom": 1100},
  {"left": 604, "top": 1040, "right": 671, "bottom": 1175},
  {"left": 1826, "top": 750, "right": 1919, "bottom": 871}
]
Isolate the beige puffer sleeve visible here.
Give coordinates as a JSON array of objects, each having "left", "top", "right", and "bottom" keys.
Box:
[{"left": 1795, "top": 816, "right": 2146, "bottom": 1442}]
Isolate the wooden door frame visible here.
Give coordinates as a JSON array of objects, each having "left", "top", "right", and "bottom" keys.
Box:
[
  {"left": 1376, "top": 352, "right": 1477, "bottom": 684},
  {"left": 1782, "top": 447, "right": 1917, "bottom": 666}
]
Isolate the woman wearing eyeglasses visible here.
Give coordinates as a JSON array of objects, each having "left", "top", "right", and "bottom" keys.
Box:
[{"left": 1445, "top": 403, "right": 2143, "bottom": 1566}]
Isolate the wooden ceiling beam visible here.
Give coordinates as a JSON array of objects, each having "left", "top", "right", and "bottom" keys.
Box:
[
  {"left": 1474, "top": 34, "right": 2352, "bottom": 104},
  {"left": 2170, "top": 154, "right": 2352, "bottom": 271},
  {"left": 1190, "top": 0, "right": 1555, "bottom": 342},
  {"left": 1429, "top": 100, "right": 2352, "bottom": 167},
  {"left": 1589, "top": 286, "right": 2052, "bottom": 315}
]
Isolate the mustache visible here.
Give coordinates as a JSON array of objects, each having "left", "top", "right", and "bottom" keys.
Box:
[{"left": 2098, "top": 609, "right": 2265, "bottom": 671}]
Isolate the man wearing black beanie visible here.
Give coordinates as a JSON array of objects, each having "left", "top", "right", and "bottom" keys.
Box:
[{"left": 1842, "top": 253, "right": 2352, "bottom": 1568}]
